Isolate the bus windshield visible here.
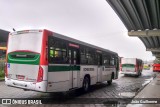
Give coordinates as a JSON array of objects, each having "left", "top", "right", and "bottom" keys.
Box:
[{"left": 7, "top": 32, "right": 43, "bottom": 53}]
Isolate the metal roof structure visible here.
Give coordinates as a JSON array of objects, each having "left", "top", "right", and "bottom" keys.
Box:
[
  {"left": 0, "top": 29, "right": 9, "bottom": 42},
  {"left": 106, "top": 0, "right": 160, "bottom": 59}
]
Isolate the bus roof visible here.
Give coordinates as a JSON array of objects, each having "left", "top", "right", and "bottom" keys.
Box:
[{"left": 11, "top": 29, "right": 118, "bottom": 56}]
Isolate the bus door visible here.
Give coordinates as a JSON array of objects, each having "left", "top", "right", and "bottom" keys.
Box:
[
  {"left": 68, "top": 46, "right": 80, "bottom": 88},
  {"left": 97, "top": 54, "right": 102, "bottom": 82}
]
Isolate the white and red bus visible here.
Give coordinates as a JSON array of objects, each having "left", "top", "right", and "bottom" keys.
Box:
[
  {"left": 5, "top": 29, "right": 119, "bottom": 92},
  {"left": 120, "top": 58, "right": 143, "bottom": 76}
]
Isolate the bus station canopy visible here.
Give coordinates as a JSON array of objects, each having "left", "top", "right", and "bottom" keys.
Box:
[{"left": 106, "top": 0, "right": 160, "bottom": 59}]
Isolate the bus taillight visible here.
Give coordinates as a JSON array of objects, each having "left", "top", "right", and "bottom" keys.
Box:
[
  {"left": 37, "top": 66, "right": 43, "bottom": 82},
  {"left": 120, "top": 64, "right": 122, "bottom": 71},
  {"left": 135, "top": 65, "right": 138, "bottom": 72},
  {"left": 4, "top": 63, "right": 8, "bottom": 78}
]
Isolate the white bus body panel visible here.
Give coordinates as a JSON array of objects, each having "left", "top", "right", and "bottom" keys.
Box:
[
  {"left": 121, "top": 58, "right": 136, "bottom": 65},
  {"left": 46, "top": 65, "right": 114, "bottom": 92},
  {"left": 47, "top": 71, "right": 71, "bottom": 92},
  {"left": 121, "top": 58, "right": 137, "bottom": 75},
  {"left": 5, "top": 65, "right": 48, "bottom": 92}
]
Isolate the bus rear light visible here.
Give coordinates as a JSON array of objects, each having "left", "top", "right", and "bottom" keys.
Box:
[
  {"left": 37, "top": 66, "right": 43, "bottom": 82},
  {"left": 4, "top": 63, "right": 8, "bottom": 78},
  {"left": 135, "top": 65, "right": 137, "bottom": 72},
  {"left": 120, "top": 65, "right": 122, "bottom": 71}
]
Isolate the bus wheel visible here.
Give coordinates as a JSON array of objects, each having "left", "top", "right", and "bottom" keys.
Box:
[
  {"left": 136, "top": 72, "right": 140, "bottom": 77},
  {"left": 108, "top": 73, "right": 113, "bottom": 85},
  {"left": 139, "top": 72, "right": 142, "bottom": 76},
  {"left": 107, "top": 79, "right": 112, "bottom": 85},
  {"left": 82, "top": 77, "right": 90, "bottom": 92}
]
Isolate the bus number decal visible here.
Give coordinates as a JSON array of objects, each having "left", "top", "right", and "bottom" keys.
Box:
[{"left": 83, "top": 68, "right": 94, "bottom": 71}]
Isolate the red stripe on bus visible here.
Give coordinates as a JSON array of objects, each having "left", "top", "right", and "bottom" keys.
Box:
[{"left": 40, "top": 29, "right": 49, "bottom": 65}]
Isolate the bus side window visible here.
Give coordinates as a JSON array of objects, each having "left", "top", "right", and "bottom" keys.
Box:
[
  {"left": 55, "top": 50, "right": 58, "bottom": 57},
  {"left": 48, "top": 36, "right": 67, "bottom": 64},
  {"left": 103, "top": 55, "right": 110, "bottom": 67},
  {"left": 80, "top": 47, "right": 87, "bottom": 64},
  {"left": 50, "top": 49, "right": 54, "bottom": 57},
  {"left": 73, "top": 51, "right": 77, "bottom": 64},
  {"left": 110, "top": 57, "right": 115, "bottom": 66},
  {"left": 97, "top": 54, "right": 100, "bottom": 66},
  {"left": 69, "top": 50, "right": 71, "bottom": 64},
  {"left": 97, "top": 54, "right": 102, "bottom": 66},
  {"left": 86, "top": 48, "right": 94, "bottom": 65}
]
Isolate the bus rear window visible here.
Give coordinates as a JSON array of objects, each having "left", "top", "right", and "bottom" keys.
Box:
[
  {"left": 7, "top": 32, "right": 43, "bottom": 54},
  {"left": 48, "top": 36, "right": 67, "bottom": 64}
]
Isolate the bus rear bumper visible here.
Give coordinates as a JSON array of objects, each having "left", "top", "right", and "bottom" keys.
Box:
[
  {"left": 5, "top": 77, "right": 47, "bottom": 92},
  {"left": 121, "top": 71, "right": 138, "bottom": 75}
]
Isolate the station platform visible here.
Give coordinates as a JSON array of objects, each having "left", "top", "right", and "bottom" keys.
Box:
[{"left": 127, "top": 72, "right": 160, "bottom": 107}]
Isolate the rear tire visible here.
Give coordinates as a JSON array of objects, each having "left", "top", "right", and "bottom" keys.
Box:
[
  {"left": 107, "top": 73, "right": 113, "bottom": 85},
  {"left": 139, "top": 72, "right": 142, "bottom": 76},
  {"left": 82, "top": 77, "right": 90, "bottom": 92},
  {"left": 107, "top": 79, "right": 112, "bottom": 85},
  {"left": 136, "top": 71, "right": 140, "bottom": 77}
]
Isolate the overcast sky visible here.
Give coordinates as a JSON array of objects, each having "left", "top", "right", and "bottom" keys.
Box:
[{"left": 0, "top": 0, "right": 155, "bottom": 61}]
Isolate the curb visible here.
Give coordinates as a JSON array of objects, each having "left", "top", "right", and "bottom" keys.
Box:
[
  {"left": 134, "top": 73, "right": 156, "bottom": 97},
  {"left": 126, "top": 73, "right": 158, "bottom": 107}
]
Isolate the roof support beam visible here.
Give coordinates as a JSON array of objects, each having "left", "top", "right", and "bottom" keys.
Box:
[
  {"left": 152, "top": 53, "right": 160, "bottom": 57},
  {"left": 146, "top": 48, "right": 160, "bottom": 52},
  {"left": 154, "top": 55, "right": 160, "bottom": 58},
  {"left": 128, "top": 29, "right": 160, "bottom": 37},
  {"left": 153, "top": 53, "right": 160, "bottom": 56}
]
